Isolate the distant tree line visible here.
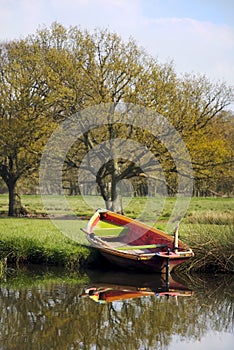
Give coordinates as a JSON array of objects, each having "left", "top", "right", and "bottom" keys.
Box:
[{"left": 0, "top": 22, "right": 233, "bottom": 216}]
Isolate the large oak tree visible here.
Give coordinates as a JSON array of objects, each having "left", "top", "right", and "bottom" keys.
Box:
[{"left": 0, "top": 40, "right": 55, "bottom": 215}]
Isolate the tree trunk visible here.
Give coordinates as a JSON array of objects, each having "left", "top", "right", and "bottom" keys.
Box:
[
  {"left": 110, "top": 172, "right": 123, "bottom": 213},
  {"left": 104, "top": 193, "right": 123, "bottom": 213},
  {"left": 0, "top": 164, "right": 22, "bottom": 217},
  {"left": 97, "top": 176, "right": 123, "bottom": 214},
  {"left": 111, "top": 193, "right": 123, "bottom": 213},
  {"left": 7, "top": 180, "right": 27, "bottom": 217},
  {"left": 96, "top": 157, "right": 124, "bottom": 214},
  {"left": 7, "top": 180, "right": 16, "bottom": 217}
]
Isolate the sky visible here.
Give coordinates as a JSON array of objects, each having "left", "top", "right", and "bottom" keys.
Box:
[{"left": 0, "top": 0, "right": 234, "bottom": 90}]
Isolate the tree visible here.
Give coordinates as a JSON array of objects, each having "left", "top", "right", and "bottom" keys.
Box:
[
  {"left": 0, "top": 40, "right": 55, "bottom": 215},
  {"left": 36, "top": 24, "right": 233, "bottom": 212},
  {"left": 128, "top": 70, "right": 234, "bottom": 194},
  {"left": 43, "top": 26, "right": 178, "bottom": 212},
  {"left": 189, "top": 111, "right": 234, "bottom": 196},
  {"left": 33, "top": 24, "right": 159, "bottom": 212},
  {"left": 172, "top": 76, "right": 234, "bottom": 196}
]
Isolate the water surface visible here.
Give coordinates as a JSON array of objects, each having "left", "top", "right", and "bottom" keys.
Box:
[{"left": 0, "top": 266, "right": 233, "bottom": 349}]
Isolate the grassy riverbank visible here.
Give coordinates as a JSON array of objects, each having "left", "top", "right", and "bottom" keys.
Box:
[
  {"left": 0, "top": 218, "right": 98, "bottom": 269},
  {"left": 0, "top": 195, "right": 233, "bottom": 274}
]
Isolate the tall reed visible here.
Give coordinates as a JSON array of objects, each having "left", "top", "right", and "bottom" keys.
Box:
[
  {"left": 178, "top": 224, "right": 234, "bottom": 273},
  {"left": 186, "top": 211, "right": 233, "bottom": 225},
  {"left": 0, "top": 256, "right": 7, "bottom": 279}
]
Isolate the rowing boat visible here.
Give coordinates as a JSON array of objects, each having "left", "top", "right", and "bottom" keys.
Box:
[{"left": 81, "top": 208, "right": 194, "bottom": 274}]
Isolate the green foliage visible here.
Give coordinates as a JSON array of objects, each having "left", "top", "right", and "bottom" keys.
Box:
[
  {"left": 0, "top": 39, "right": 57, "bottom": 215},
  {"left": 0, "top": 22, "right": 233, "bottom": 217}
]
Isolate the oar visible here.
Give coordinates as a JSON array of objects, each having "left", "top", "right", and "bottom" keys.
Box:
[
  {"left": 173, "top": 222, "right": 180, "bottom": 253},
  {"left": 80, "top": 228, "right": 112, "bottom": 248},
  {"left": 116, "top": 244, "right": 167, "bottom": 251}
]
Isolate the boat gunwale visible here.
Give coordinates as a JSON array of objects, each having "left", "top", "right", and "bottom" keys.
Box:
[
  {"left": 84, "top": 232, "right": 193, "bottom": 263},
  {"left": 86, "top": 209, "right": 193, "bottom": 255}
]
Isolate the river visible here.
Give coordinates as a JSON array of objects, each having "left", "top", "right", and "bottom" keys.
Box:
[{"left": 0, "top": 266, "right": 233, "bottom": 350}]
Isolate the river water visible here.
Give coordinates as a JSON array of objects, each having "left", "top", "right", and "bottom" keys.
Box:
[{"left": 0, "top": 266, "right": 233, "bottom": 350}]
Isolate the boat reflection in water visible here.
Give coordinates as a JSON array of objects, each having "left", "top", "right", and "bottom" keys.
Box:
[
  {"left": 81, "top": 270, "right": 193, "bottom": 303},
  {"left": 0, "top": 267, "right": 232, "bottom": 350}
]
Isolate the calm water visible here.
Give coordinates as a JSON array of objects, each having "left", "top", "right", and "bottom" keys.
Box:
[{"left": 0, "top": 266, "right": 233, "bottom": 350}]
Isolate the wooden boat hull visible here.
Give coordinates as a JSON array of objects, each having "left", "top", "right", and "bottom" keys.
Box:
[
  {"left": 100, "top": 249, "right": 187, "bottom": 273},
  {"left": 82, "top": 209, "right": 194, "bottom": 274}
]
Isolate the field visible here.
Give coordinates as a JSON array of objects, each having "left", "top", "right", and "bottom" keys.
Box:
[{"left": 0, "top": 195, "right": 233, "bottom": 274}]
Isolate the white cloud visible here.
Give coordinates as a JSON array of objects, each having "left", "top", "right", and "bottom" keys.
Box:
[
  {"left": 132, "top": 16, "right": 234, "bottom": 85},
  {"left": 0, "top": 0, "right": 233, "bottom": 87}
]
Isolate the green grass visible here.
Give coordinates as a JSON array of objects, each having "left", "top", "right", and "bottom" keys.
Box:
[
  {"left": 0, "top": 194, "right": 233, "bottom": 219},
  {"left": 0, "top": 195, "right": 233, "bottom": 273},
  {"left": 0, "top": 218, "right": 95, "bottom": 269}
]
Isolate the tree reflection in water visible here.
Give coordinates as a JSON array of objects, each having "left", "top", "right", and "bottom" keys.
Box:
[{"left": 0, "top": 268, "right": 233, "bottom": 350}]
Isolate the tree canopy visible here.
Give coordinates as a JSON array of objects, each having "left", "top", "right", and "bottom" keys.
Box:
[{"left": 0, "top": 22, "right": 233, "bottom": 216}]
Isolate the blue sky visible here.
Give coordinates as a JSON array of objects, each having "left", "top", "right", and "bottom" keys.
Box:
[
  {"left": 0, "top": 0, "right": 234, "bottom": 89},
  {"left": 141, "top": 0, "right": 234, "bottom": 25}
]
